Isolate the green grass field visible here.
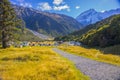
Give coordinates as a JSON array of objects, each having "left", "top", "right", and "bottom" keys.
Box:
[
  {"left": 59, "top": 46, "right": 120, "bottom": 66},
  {"left": 0, "top": 47, "right": 90, "bottom": 80}
]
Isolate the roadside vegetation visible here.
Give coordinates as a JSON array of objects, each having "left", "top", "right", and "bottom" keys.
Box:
[
  {"left": 0, "top": 47, "right": 90, "bottom": 80},
  {"left": 59, "top": 46, "right": 120, "bottom": 66},
  {"left": 99, "top": 45, "right": 120, "bottom": 55}
]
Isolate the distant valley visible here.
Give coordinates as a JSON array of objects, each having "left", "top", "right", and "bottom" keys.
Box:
[{"left": 56, "top": 14, "right": 120, "bottom": 48}]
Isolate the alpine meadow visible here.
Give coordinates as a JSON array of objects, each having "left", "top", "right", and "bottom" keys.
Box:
[{"left": 0, "top": 0, "right": 120, "bottom": 80}]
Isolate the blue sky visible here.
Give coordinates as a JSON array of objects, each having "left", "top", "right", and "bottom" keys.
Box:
[{"left": 10, "top": 0, "right": 120, "bottom": 18}]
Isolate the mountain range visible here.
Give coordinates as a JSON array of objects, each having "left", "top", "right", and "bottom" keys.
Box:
[
  {"left": 76, "top": 8, "right": 120, "bottom": 26},
  {"left": 13, "top": 5, "right": 82, "bottom": 37},
  {"left": 11, "top": 5, "right": 120, "bottom": 43}
]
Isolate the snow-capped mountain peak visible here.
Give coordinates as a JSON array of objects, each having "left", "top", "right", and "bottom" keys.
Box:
[{"left": 76, "top": 8, "right": 120, "bottom": 26}]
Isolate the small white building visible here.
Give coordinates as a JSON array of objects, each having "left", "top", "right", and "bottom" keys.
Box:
[
  {"left": 69, "top": 41, "right": 81, "bottom": 46},
  {"left": 21, "top": 41, "right": 30, "bottom": 47}
]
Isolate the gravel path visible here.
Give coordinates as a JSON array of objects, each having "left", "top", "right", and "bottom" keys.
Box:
[{"left": 53, "top": 48, "right": 120, "bottom": 80}]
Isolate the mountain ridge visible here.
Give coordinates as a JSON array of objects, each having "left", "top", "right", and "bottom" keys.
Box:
[
  {"left": 12, "top": 5, "right": 83, "bottom": 37},
  {"left": 80, "top": 14, "right": 120, "bottom": 47},
  {"left": 76, "top": 8, "right": 120, "bottom": 26}
]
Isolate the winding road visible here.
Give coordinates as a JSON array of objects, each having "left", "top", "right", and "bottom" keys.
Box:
[{"left": 53, "top": 48, "right": 120, "bottom": 80}]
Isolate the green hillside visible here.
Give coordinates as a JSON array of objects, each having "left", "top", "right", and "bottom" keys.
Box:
[
  {"left": 0, "top": 27, "right": 42, "bottom": 43},
  {"left": 55, "top": 14, "right": 120, "bottom": 47},
  {"left": 80, "top": 14, "right": 120, "bottom": 47},
  {"left": 55, "top": 15, "right": 118, "bottom": 41},
  {"left": 13, "top": 28, "right": 42, "bottom": 42}
]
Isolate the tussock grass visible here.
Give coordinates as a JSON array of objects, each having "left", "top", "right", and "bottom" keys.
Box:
[
  {"left": 59, "top": 46, "right": 120, "bottom": 66},
  {"left": 0, "top": 47, "right": 90, "bottom": 80}
]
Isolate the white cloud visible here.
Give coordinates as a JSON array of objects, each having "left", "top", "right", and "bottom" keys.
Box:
[
  {"left": 53, "top": 4, "right": 70, "bottom": 11},
  {"left": 36, "top": 0, "right": 70, "bottom": 12},
  {"left": 53, "top": 0, "right": 70, "bottom": 11},
  {"left": 20, "top": 3, "right": 32, "bottom": 8},
  {"left": 37, "top": 2, "right": 52, "bottom": 11},
  {"left": 53, "top": 0, "right": 63, "bottom": 5},
  {"left": 15, "top": 0, "right": 32, "bottom": 8},
  {"left": 101, "top": 10, "right": 106, "bottom": 13},
  {"left": 75, "top": 6, "right": 80, "bottom": 9}
]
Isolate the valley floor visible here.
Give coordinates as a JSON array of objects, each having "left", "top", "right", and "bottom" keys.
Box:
[
  {"left": 0, "top": 46, "right": 120, "bottom": 80},
  {"left": 53, "top": 48, "right": 120, "bottom": 80}
]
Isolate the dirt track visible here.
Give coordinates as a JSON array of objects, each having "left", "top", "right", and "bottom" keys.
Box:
[{"left": 53, "top": 48, "right": 120, "bottom": 80}]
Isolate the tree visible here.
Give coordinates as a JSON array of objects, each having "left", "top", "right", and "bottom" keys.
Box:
[{"left": 0, "top": 0, "right": 19, "bottom": 48}]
